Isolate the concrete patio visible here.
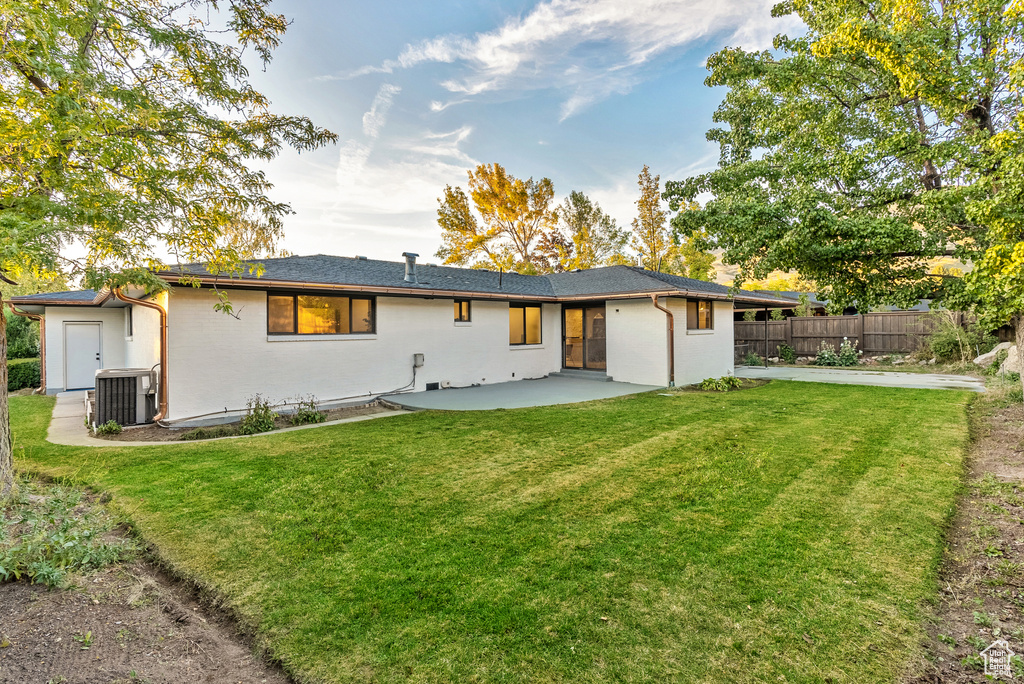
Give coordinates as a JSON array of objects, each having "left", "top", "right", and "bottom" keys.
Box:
[
  {"left": 735, "top": 366, "right": 986, "bottom": 392},
  {"left": 391, "top": 375, "right": 663, "bottom": 411}
]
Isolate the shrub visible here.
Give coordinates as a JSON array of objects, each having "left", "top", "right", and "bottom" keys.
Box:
[
  {"left": 6, "top": 315, "right": 39, "bottom": 359},
  {"left": 698, "top": 376, "right": 743, "bottom": 391},
  {"left": 239, "top": 394, "right": 278, "bottom": 435},
  {"left": 778, "top": 344, "right": 797, "bottom": 364},
  {"left": 744, "top": 351, "right": 763, "bottom": 366},
  {"left": 181, "top": 425, "right": 238, "bottom": 441},
  {"left": 7, "top": 359, "right": 40, "bottom": 391},
  {"left": 290, "top": 395, "right": 326, "bottom": 426},
  {"left": 742, "top": 309, "right": 756, "bottom": 322},
  {"left": 93, "top": 420, "right": 122, "bottom": 436},
  {"left": 815, "top": 341, "right": 841, "bottom": 366},
  {"left": 926, "top": 311, "right": 997, "bottom": 363},
  {"left": 837, "top": 337, "right": 860, "bottom": 366}
]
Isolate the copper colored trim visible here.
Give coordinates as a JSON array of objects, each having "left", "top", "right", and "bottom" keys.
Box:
[
  {"left": 113, "top": 289, "right": 168, "bottom": 422},
  {"left": 650, "top": 294, "right": 675, "bottom": 387},
  {"left": 6, "top": 303, "right": 45, "bottom": 393}
]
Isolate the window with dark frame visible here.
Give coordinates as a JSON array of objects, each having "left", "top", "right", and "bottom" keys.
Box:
[
  {"left": 686, "top": 300, "right": 714, "bottom": 330},
  {"left": 267, "top": 293, "right": 375, "bottom": 335},
  {"left": 454, "top": 299, "right": 471, "bottom": 322},
  {"left": 509, "top": 303, "right": 542, "bottom": 345},
  {"left": 125, "top": 306, "right": 133, "bottom": 338}
]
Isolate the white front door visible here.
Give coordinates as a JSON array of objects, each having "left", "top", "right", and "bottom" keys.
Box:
[{"left": 64, "top": 323, "right": 102, "bottom": 390}]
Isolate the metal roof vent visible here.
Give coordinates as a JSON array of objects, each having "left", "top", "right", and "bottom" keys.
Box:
[
  {"left": 355, "top": 255, "right": 367, "bottom": 260},
  {"left": 402, "top": 252, "right": 419, "bottom": 284}
]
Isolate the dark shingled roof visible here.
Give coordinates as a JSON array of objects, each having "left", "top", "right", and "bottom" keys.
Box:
[
  {"left": 163, "top": 254, "right": 796, "bottom": 303},
  {"left": 11, "top": 256, "right": 799, "bottom": 307},
  {"left": 10, "top": 289, "right": 98, "bottom": 304},
  {"left": 168, "top": 254, "right": 556, "bottom": 297}
]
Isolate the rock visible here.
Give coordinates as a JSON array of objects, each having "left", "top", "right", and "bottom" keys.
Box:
[
  {"left": 1001, "top": 345, "right": 1022, "bottom": 375},
  {"left": 974, "top": 342, "right": 1013, "bottom": 367},
  {"left": 928, "top": 358, "right": 937, "bottom": 365},
  {"left": 892, "top": 358, "right": 905, "bottom": 365},
  {"left": 769, "top": 357, "right": 780, "bottom": 363}
]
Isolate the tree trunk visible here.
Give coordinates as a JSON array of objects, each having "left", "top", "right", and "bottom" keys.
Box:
[
  {"left": 0, "top": 294, "right": 14, "bottom": 500},
  {"left": 1015, "top": 314, "right": 1024, "bottom": 402}
]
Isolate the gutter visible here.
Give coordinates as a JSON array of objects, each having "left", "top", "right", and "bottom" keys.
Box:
[
  {"left": 6, "top": 303, "right": 46, "bottom": 394},
  {"left": 113, "top": 289, "right": 168, "bottom": 422},
  {"left": 650, "top": 294, "right": 675, "bottom": 387}
]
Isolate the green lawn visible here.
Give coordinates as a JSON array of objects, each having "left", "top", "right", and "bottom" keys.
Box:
[{"left": 9, "top": 381, "right": 969, "bottom": 683}]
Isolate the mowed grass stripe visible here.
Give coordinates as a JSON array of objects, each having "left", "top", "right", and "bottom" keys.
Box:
[{"left": 10, "top": 380, "right": 968, "bottom": 683}]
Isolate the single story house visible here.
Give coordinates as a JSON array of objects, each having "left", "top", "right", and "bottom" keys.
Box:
[{"left": 9, "top": 253, "right": 796, "bottom": 424}]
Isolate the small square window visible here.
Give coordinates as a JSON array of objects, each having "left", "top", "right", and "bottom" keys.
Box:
[
  {"left": 455, "top": 300, "right": 471, "bottom": 322},
  {"left": 687, "top": 300, "right": 714, "bottom": 330}
]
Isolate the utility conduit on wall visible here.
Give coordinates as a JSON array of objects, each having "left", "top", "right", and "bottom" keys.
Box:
[{"left": 113, "top": 289, "right": 168, "bottom": 422}]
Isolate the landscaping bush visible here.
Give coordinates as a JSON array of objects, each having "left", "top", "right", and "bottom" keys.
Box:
[
  {"left": 815, "top": 341, "right": 841, "bottom": 366},
  {"left": 238, "top": 394, "right": 278, "bottom": 435},
  {"left": 290, "top": 395, "right": 326, "bottom": 426},
  {"left": 7, "top": 358, "right": 40, "bottom": 391},
  {"left": 778, "top": 344, "right": 797, "bottom": 364},
  {"left": 837, "top": 337, "right": 861, "bottom": 366},
  {"left": 698, "top": 376, "right": 743, "bottom": 391},
  {"left": 926, "top": 311, "right": 997, "bottom": 363},
  {"left": 181, "top": 425, "right": 238, "bottom": 441},
  {"left": 93, "top": 420, "right": 122, "bottom": 436},
  {"left": 6, "top": 315, "right": 39, "bottom": 359},
  {"left": 743, "top": 351, "right": 763, "bottom": 366}
]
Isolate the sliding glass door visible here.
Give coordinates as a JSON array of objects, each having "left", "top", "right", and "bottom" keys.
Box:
[{"left": 563, "top": 305, "right": 606, "bottom": 370}]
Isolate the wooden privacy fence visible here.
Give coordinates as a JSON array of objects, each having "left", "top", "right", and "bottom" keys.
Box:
[{"left": 735, "top": 312, "right": 946, "bottom": 358}]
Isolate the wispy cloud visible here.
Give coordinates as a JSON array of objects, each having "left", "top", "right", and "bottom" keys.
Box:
[{"left": 330, "top": 0, "right": 800, "bottom": 118}]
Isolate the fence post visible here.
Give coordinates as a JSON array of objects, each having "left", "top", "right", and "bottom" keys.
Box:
[
  {"left": 785, "top": 317, "right": 793, "bottom": 350},
  {"left": 857, "top": 314, "right": 865, "bottom": 352}
]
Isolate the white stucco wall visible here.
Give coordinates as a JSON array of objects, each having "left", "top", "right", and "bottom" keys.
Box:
[
  {"left": 43, "top": 306, "right": 128, "bottom": 392},
  {"left": 605, "top": 298, "right": 670, "bottom": 386},
  {"left": 164, "top": 287, "right": 561, "bottom": 421},
  {"left": 670, "top": 298, "right": 735, "bottom": 386}
]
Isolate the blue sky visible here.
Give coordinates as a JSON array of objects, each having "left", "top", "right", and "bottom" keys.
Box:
[{"left": 247, "top": 0, "right": 802, "bottom": 263}]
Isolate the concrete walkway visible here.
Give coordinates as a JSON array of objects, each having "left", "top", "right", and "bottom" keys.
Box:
[
  {"left": 47, "top": 391, "right": 410, "bottom": 447},
  {"left": 391, "top": 375, "right": 663, "bottom": 411},
  {"left": 735, "top": 366, "right": 986, "bottom": 392}
]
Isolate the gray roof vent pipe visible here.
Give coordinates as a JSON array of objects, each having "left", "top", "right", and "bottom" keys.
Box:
[{"left": 402, "top": 252, "right": 419, "bottom": 284}]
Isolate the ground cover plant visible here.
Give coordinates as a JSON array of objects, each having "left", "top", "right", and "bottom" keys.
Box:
[
  {"left": 0, "top": 479, "right": 137, "bottom": 587},
  {"left": 9, "top": 382, "right": 969, "bottom": 683}
]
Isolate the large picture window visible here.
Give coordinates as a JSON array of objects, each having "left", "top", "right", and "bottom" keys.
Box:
[
  {"left": 268, "top": 293, "right": 375, "bottom": 334},
  {"left": 509, "top": 304, "right": 542, "bottom": 345},
  {"left": 687, "top": 300, "right": 714, "bottom": 330}
]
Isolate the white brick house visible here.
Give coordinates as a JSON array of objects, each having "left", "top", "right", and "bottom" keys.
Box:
[{"left": 9, "top": 253, "right": 795, "bottom": 423}]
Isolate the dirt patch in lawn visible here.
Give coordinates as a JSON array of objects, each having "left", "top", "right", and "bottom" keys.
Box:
[
  {"left": 0, "top": 488, "right": 290, "bottom": 684},
  {"left": 95, "top": 401, "right": 394, "bottom": 442},
  {"left": 909, "top": 384, "right": 1024, "bottom": 681}
]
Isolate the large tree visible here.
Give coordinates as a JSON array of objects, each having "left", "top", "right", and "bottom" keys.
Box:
[
  {"left": 550, "top": 190, "right": 628, "bottom": 271},
  {"left": 0, "top": 0, "right": 336, "bottom": 497},
  {"left": 630, "top": 165, "right": 670, "bottom": 271},
  {"left": 435, "top": 163, "right": 558, "bottom": 274},
  {"left": 664, "top": 0, "right": 1023, "bottom": 328}
]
